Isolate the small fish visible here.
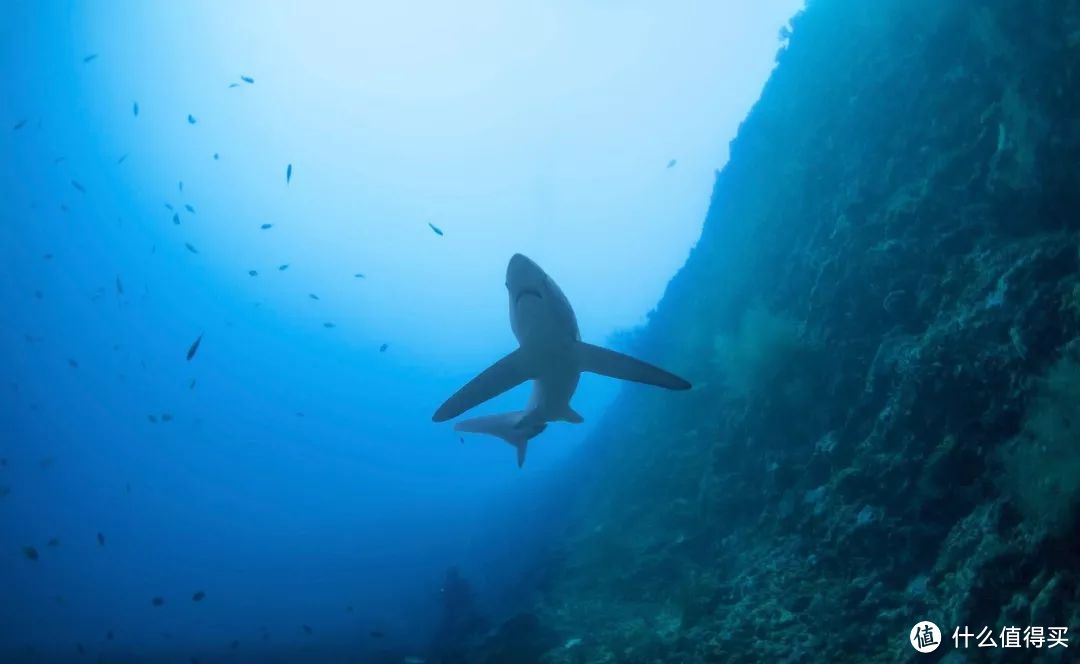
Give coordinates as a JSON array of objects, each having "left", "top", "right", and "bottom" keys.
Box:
[
  {"left": 260, "top": 223, "right": 272, "bottom": 230},
  {"left": 165, "top": 203, "right": 174, "bottom": 211},
  {"left": 34, "top": 290, "right": 44, "bottom": 299},
  {"left": 133, "top": 101, "right": 139, "bottom": 116},
  {"left": 12, "top": 118, "right": 27, "bottom": 131},
  {"left": 148, "top": 414, "right": 158, "bottom": 423},
  {"left": 47, "top": 537, "right": 60, "bottom": 547},
  {"left": 286, "top": 163, "right": 292, "bottom": 184},
  {"left": 241, "top": 75, "right": 254, "bottom": 84},
  {"left": 189, "top": 379, "right": 197, "bottom": 390},
  {"left": 43, "top": 253, "right": 53, "bottom": 260},
  {"left": 115, "top": 276, "right": 123, "bottom": 295},
  {"left": 77, "top": 643, "right": 85, "bottom": 655},
  {"left": 354, "top": 273, "right": 365, "bottom": 279},
  {"left": 173, "top": 213, "right": 180, "bottom": 225},
  {"left": 71, "top": 180, "right": 86, "bottom": 193},
  {"left": 116, "top": 153, "right": 128, "bottom": 164},
  {"left": 323, "top": 322, "right": 335, "bottom": 328},
  {"left": 185, "top": 243, "right": 198, "bottom": 254},
  {"left": 379, "top": 343, "right": 388, "bottom": 352},
  {"left": 228, "top": 83, "right": 240, "bottom": 89},
  {"left": 97, "top": 532, "right": 105, "bottom": 546},
  {"left": 369, "top": 630, "right": 385, "bottom": 639},
  {"left": 187, "top": 114, "right": 197, "bottom": 124},
  {"left": 83, "top": 53, "right": 98, "bottom": 63},
  {"left": 59, "top": 204, "right": 68, "bottom": 213},
  {"left": 184, "top": 204, "right": 195, "bottom": 214},
  {"left": 213, "top": 153, "right": 220, "bottom": 160},
  {"left": 278, "top": 264, "right": 289, "bottom": 271},
  {"left": 296, "top": 412, "right": 305, "bottom": 417},
  {"left": 459, "top": 436, "right": 465, "bottom": 445},
  {"left": 53, "top": 156, "right": 66, "bottom": 164},
  {"left": 248, "top": 270, "right": 258, "bottom": 277},
  {"left": 161, "top": 413, "right": 173, "bottom": 422},
  {"left": 302, "top": 625, "right": 312, "bottom": 635},
  {"left": 151, "top": 596, "right": 164, "bottom": 607},
  {"left": 346, "top": 606, "right": 353, "bottom": 613},
  {"left": 186, "top": 334, "right": 203, "bottom": 361},
  {"left": 68, "top": 358, "right": 79, "bottom": 368},
  {"left": 192, "top": 590, "right": 205, "bottom": 601},
  {"left": 309, "top": 293, "right": 319, "bottom": 300},
  {"left": 428, "top": 222, "right": 443, "bottom": 236},
  {"left": 666, "top": 159, "right": 677, "bottom": 168},
  {"left": 106, "top": 630, "right": 114, "bottom": 640},
  {"left": 178, "top": 181, "right": 183, "bottom": 192},
  {"left": 22, "top": 546, "right": 37, "bottom": 561}
]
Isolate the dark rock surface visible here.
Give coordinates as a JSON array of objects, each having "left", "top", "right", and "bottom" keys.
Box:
[{"left": 465, "top": 0, "right": 1080, "bottom": 661}]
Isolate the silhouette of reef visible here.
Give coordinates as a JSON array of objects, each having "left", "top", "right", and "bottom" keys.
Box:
[{"left": 465, "top": 0, "right": 1080, "bottom": 661}]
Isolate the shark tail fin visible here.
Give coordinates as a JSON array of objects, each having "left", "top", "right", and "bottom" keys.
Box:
[
  {"left": 575, "top": 342, "right": 691, "bottom": 390},
  {"left": 453, "top": 411, "right": 541, "bottom": 468}
]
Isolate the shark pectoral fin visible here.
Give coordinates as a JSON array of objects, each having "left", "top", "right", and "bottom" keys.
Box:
[
  {"left": 576, "top": 342, "right": 691, "bottom": 390},
  {"left": 432, "top": 350, "right": 532, "bottom": 422}
]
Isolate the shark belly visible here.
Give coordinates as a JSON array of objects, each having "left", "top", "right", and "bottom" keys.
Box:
[{"left": 518, "top": 342, "right": 581, "bottom": 425}]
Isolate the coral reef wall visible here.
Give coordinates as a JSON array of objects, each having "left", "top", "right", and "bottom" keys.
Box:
[{"left": 469, "top": 0, "right": 1080, "bottom": 661}]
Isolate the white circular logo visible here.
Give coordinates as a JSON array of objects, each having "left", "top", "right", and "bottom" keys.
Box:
[{"left": 910, "top": 621, "right": 942, "bottom": 653}]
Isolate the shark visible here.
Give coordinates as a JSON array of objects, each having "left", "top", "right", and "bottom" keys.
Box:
[{"left": 434, "top": 253, "right": 691, "bottom": 466}]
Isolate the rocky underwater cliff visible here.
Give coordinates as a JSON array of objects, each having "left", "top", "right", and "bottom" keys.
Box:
[{"left": 458, "top": 0, "right": 1080, "bottom": 662}]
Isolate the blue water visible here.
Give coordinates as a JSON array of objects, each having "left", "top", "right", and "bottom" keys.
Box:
[{"left": 0, "top": 2, "right": 799, "bottom": 661}]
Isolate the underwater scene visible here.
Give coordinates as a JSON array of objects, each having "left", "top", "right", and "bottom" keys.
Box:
[{"left": 2, "top": 0, "right": 1078, "bottom": 662}]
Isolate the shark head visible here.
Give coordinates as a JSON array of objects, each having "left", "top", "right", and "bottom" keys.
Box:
[
  {"left": 506, "top": 253, "right": 546, "bottom": 305},
  {"left": 506, "top": 254, "right": 578, "bottom": 344}
]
